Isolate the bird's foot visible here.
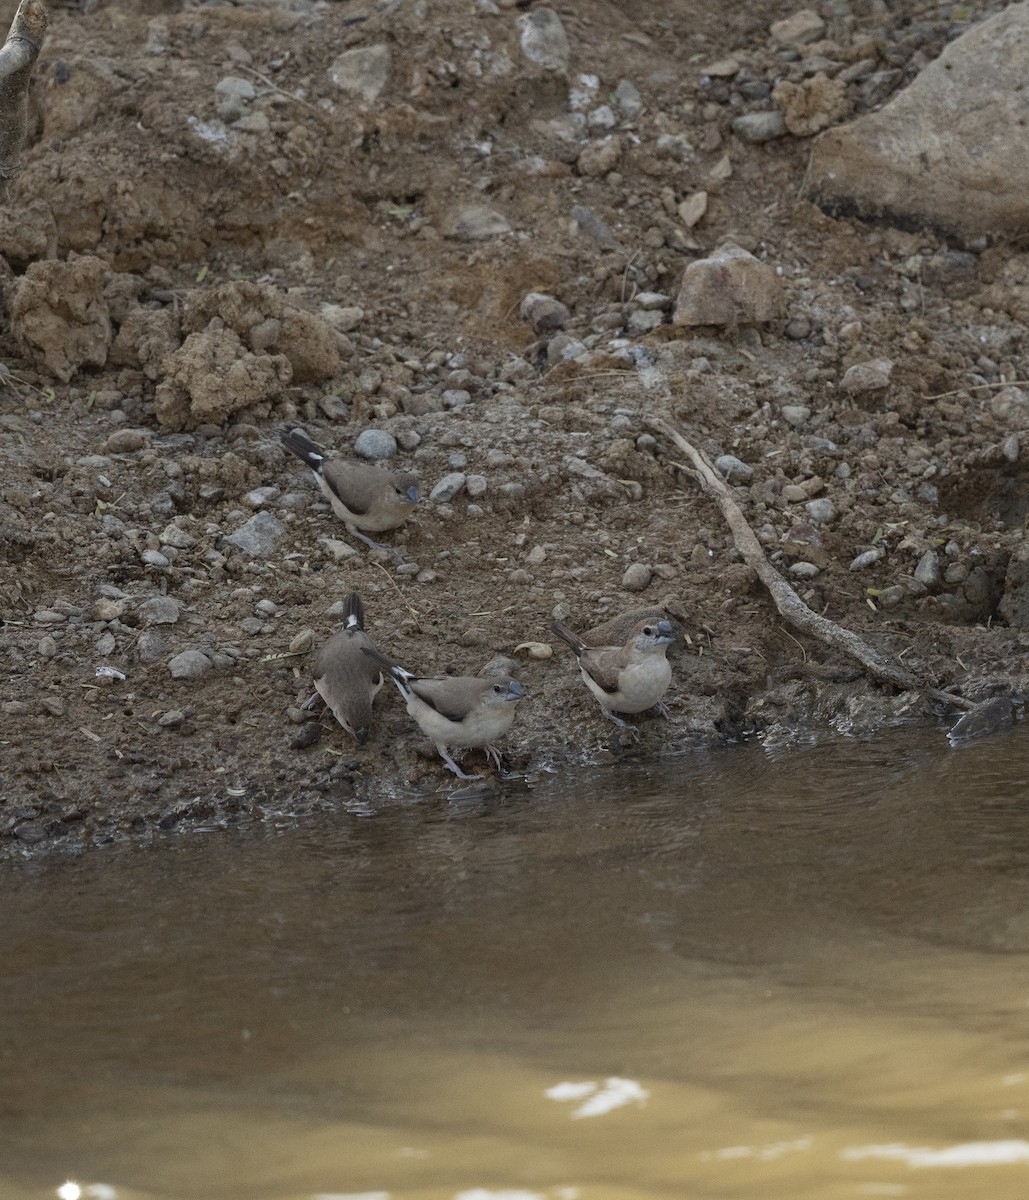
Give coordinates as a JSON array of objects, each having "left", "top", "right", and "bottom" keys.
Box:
[
  {"left": 438, "top": 747, "right": 483, "bottom": 782},
  {"left": 301, "top": 692, "right": 322, "bottom": 711},
  {"left": 604, "top": 710, "right": 641, "bottom": 740},
  {"left": 654, "top": 699, "right": 672, "bottom": 720},
  {"left": 351, "top": 530, "right": 407, "bottom": 565},
  {"left": 483, "top": 743, "right": 504, "bottom": 770}
]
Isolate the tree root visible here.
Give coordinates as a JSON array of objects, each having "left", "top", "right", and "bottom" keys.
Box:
[
  {"left": 0, "top": 0, "right": 48, "bottom": 200},
  {"left": 646, "top": 415, "right": 982, "bottom": 718}
]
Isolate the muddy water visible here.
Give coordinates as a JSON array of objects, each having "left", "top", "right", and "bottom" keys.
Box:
[{"left": 3, "top": 726, "right": 1029, "bottom": 1200}]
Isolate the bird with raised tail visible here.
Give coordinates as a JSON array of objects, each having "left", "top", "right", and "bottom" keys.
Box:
[
  {"left": 310, "top": 592, "right": 384, "bottom": 746},
  {"left": 281, "top": 427, "right": 420, "bottom": 551},
  {"left": 551, "top": 616, "right": 675, "bottom": 735},
  {"left": 362, "top": 648, "right": 524, "bottom": 780}
]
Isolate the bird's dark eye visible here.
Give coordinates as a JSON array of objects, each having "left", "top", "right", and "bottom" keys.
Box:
[
  {"left": 493, "top": 684, "right": 503, "bottom": 694},
  {"left": 643, "top": 625, "right": 654, "bottom": 636}
]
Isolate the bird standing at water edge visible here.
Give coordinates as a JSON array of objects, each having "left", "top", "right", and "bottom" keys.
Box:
[
  {"left": 311, "top": 592, "right": 384, "bottom": 746},
  {"left": 281, "top": 428, "right": 420, "bottom": 551},
  {"left": 551, "top": 616, "right": 675, "bottom": 735},
  {"left": 362, "top": 647, "right": 525, "bottom": 781}
]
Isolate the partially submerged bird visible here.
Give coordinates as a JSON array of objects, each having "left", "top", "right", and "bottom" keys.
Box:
[
  {"left": 281, "top": 428, "right": 420, "bottom": 550},
  {"left": 311, "top": 592, "right": 384, "bottom": 745},
  {"left": 551, "top": 616, "right": 675, "bottom": 734},
  {"left": 362, "top": 647, "right": 524, "bottom": 780}
]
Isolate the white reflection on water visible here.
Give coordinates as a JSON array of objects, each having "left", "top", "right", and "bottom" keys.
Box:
[
  {"left": 544, "top": 1076, "right": 649, "bottom": 1118},
  {"left": 842, "top": 1140, "right": 1029, "bottom": 1167},
  {"left": 311, "top": 1193, "right": 391, "bottom": 1200}
]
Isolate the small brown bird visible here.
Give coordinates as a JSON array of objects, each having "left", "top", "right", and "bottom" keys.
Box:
[
  {"left": 282, "top": 428, "right": 420, "bottom": 550},
  {"left": 580, "top": 607, "right": 680, "bottom": 648},
  {"left": 551, "top": 616, "right": 675, "bottom": 734},
  {"left": 310, "top": 592, "right": 384, "bottom": 745},
  {"left": 363, "top": 648, "right": 525, "bottom": 780}
]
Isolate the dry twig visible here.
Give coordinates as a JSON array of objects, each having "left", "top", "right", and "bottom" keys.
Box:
[{"left": 646, "top": 415, "right": 976, "bottom": 711}]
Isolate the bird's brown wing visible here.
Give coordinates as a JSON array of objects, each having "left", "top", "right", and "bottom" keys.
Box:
[
  {"left": 320, "top": 461, "right": 383, "bottom": 516},
  {"left": 409, "top": 677, "right": 486, "bottom": 723},
  {"left": 314, "top": 629, "right": 382, "bottom": 688},
  {"left": 577, "top": 645, "right": 627, "bottom": 694}
]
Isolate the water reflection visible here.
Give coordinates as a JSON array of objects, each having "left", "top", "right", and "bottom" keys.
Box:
[{"left": 2, "top": 726, "right": 1029, "bottom": 1200}]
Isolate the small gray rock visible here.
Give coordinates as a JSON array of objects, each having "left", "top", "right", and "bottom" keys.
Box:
[
  {"left": 37, "top": 634, "right": 58, "bottom": 658},
  {"left": 245, "top": 486, "right": 281, "bottom": 508},
  {"left": 430, "top": 472, "right": 467, "bottom": 502},
  {"left": 168, "top": 649, "right": 213, "bottom": 680},
  {"left": 805, "top": 498, "right": 836, "bottom": 524},
  {"left": 40, "top": 696, "right": 67, "bottom": 717},
  {"left": 546, "top": 333, "right": 587, "bottom": 365},
  {"left": 354, "top": 429, "right": 397, "bottom": 461},
  {"left": 466, "top": 474, "right": 488, "bottom": 498},
  {"left": 622, "top": 562, "right": 652, "bottom": 592},
  {"left": 789, "top": 561, "right": 821, "bottom": 580},
  {"left": 842, "top": 359, "right": 893, "bottom": 393},
  {"left": 714, "top": 454, "right": 754, "bottom": 484},
  {"left": 137, "top": 631, "right": 166, "bottom": 662},
  {"left": 614, "top": 79, "right": 644, "bottom": 121},
  {"left": 627, "top": 309, "right": 665, "bottom": 334},
  {"left": 446, "top": 206, "right": 511, "bottom": 240},
  {"left": 139, "top": 596, "right": 181, "bottom": 626},
  {"left": 570, "top": 204, "right": 619, "bottom": 249},
  {"left": 770, "top": 9, "right": 825, "bottom": 46},
  {"left": 160, "top": 522, "right": 195, "bottom": 549},
  {"left": 850, "top": 549, "right": 884, "bottom": 571},
  {"left": 141, "top": 549, "right": 171, "bottom": 569},
  {"left": 96, "top": 631, "right": 117, "bottom": 656},
  {"left": 914, "top": 549, "right": 941, "bottom": 588},
  {"left": 215, "top": 76, "right": 256, "bottom": 101},
  {"left": 327, "top": 44, "right": 391, "bottom": 103},
  {"left": 732, "top": 111, "right": 787, "bottom": 143},
  {"left": 520, "top": 292, "right": 571, "bottom": 334},
  {"left": 224, "top": 511, "right": 285, "bottom": 557},
  {"left": 519, "top": 7, "right": 570, "bottom": 71},
  {"left": 781, "top": 405, "right": 812, "bottom": 426},
  {"left": 106, "top": 429, "right": 147, "bottom": 454}
]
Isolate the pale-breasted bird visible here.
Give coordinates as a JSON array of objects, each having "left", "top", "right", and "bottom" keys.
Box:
[
  {"left": 551, "top": 616, "right": 675, "bottom": 734},
  {"left": 310, "top": 592, "right": 384, "bottom": 746},
  {"left": 362, "top": 647, "right": 524, "bottom": 781},
  {"left": 581, "top": 606, "right": 680, "bottom": 649},
  {"left": 281, "top": 428, "right": 420, "bottom": 550}
]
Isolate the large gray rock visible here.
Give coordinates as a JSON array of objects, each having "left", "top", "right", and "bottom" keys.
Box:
[
  {"left": 810, "top": 3, "right": 1029, "bottom": 240},
  {"left": 673, "top": 243, "right": 783, "bottom": 327},
  {"left": 999, "top": 544, "right": 1029, "bottom": 628},
  {"left": 223, "top": 511, "right": 285, "bottom": 557},
  {"left": 328, "top": 45, "right": 391, "bottom": 104}
]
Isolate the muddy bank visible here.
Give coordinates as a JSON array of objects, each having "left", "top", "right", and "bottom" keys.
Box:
[{"left": 1, "top": 0, "right": 1028, "bottom": 861}]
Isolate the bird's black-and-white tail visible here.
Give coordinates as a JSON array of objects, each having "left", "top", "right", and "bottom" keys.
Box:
[
  {"left": 281, "top": 428, "right": 326, "bottom": 471},
  {"left": 550, "top": 620, "right": 587, "bottom": 655},
  {"left": 361, "top": 646, "right": 414, "bottom": 700},
  {"left": 343, "top": 592, "right": 365, "bottom": 632}
]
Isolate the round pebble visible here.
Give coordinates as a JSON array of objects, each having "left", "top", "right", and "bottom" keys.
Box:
[
  {"left": 430, "top": 472, "right": 467, "bottom": 502},
  {"left": 714, "top": 454, "right": 754, "bottom": 484},
  {"left": 354, "top": 429, "right": 397, "bottom": 461},
  {"left": 622, "top": 562, "right": 652, "bottom": 592},
  {"left": 805, "top": 498, "right": 836, "bottom": 524},
  {"left": 789, "top": 561, "right": 821, "bottom": 580}
]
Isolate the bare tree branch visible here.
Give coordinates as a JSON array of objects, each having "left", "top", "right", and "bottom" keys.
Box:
[
  {"left": 0, "top": 0, "right": 48, "bottom": 200},
  {"left": 646, "top": 414, "right": 980, "bottom": 712}
]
